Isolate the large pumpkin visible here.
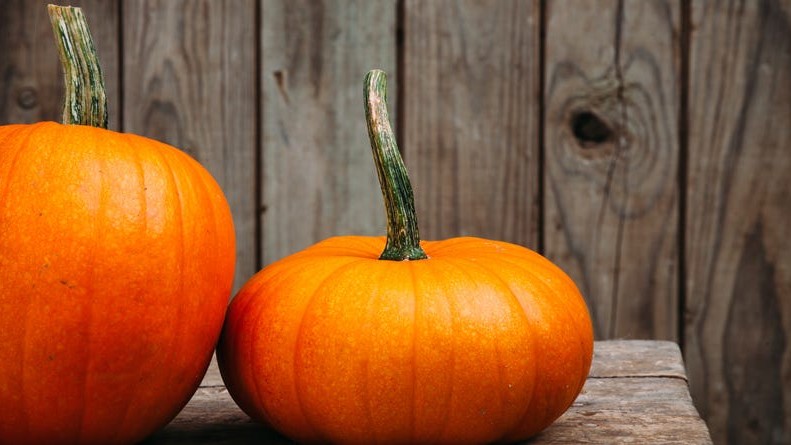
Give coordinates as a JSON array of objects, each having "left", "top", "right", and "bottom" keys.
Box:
[
  {"left": 217, "top": 70, "right": 593, "bottom": 443},
  {"left": 0, "top": 7, "right": 235, "bottom": 444}
]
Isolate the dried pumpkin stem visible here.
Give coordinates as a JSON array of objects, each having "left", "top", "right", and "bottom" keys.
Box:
[
  {"left": 364, "top": 70, "right": 427, "bottom": 261},
  {"left": 47, "top": 4, "right": 108, "bottom": 128}
]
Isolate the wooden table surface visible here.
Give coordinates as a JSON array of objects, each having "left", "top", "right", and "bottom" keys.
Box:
[{"left": 143, "top": 340, "right": 712, "bottom": 444}]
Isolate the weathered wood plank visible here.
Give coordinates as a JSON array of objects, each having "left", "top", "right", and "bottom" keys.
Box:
[
  {"left": 589, "top": 339, "right": 686, "bottom": 379},
  {"left": 543, "top": 0, "right": 680, "bottom": 340},
  {"left": 122, "top": 0, "right": 257, "bottom": 292},
  {"left": 260, "top": 0, "right": 395, "bottom": 264},
  {"left": 147, "top": 341, "right": 711, "bottom": 444},
  {"left": 0, "top": 0, "right": 120, "bottom": 129},
  {"left": 685, "top": 1, "right": 791, "bottom": 444},
  {"left": 401, "top": 0, "right": 541, "bottom": 247},
  {"left": 140, "top": 387, "right": 289, "bottom": 445},
  {"left": 145, "top": 381, "right": 711, "bottom": 445},
  {"left": 202, "top": 353, "right": 224, "bottom": 388},
  {"left": 537, "top": 378, "right": 711, "bottom": 444}
]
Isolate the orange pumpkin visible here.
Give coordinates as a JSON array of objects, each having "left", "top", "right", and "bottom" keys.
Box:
[
  {"left": 0, "top": 7, "right": 235, "bottom": 444},
  {"left": 217, "top": 70, "right": 593, "bottom": 443}
]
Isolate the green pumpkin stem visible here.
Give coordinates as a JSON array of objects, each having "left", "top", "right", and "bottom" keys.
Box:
[
  {"left": 47, "top": 4, "right": 108, "bottom": 129},
  {"left": 364, "top": 70, "right": 427, "bottom": 261}
]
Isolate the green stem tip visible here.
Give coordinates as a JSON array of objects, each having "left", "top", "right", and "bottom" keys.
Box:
[
  {"left": 47, "top": 4, "right": 108, "bottom": 128},
  {"left": 364, "top": 69, "right": 427, "bottom": 261}
]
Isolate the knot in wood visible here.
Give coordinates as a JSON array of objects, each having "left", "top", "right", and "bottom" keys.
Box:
[
  {"left": 17, "top": 86, "right": 38, "bottom": 109},
  {"left": 571, "top": 111, "right": 614, "bottom": 147}
]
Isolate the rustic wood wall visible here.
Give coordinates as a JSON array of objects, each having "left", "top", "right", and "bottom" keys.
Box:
[{"left": 1, "top": 1, "right": 788, "bottom": 444}]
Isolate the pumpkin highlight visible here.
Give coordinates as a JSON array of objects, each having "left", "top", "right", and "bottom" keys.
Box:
[{"left": 217, "top": 70, "right": 593, "bottom": 443}]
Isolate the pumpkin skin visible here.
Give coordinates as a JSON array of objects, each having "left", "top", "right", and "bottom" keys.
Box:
[
  {"left": 218, "top": 235, "right": 593, "bottom": 444},
  {"left": 0, "top": 122, "right": 236, "bottom": 444}
]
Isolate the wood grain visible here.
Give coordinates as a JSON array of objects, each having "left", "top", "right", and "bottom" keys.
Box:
[
  {"left": 140, "top": 386, "right": 290, "bottom": 445},
  {"left": 122, "top": 0, "right": 257, "bottom": 292},
  {"left": 0, "top": 0, "right": 120, "bottom": 129},
  {"left": 543, "top": 0, "right": 680, "bottom": 340},
  {"left": 146, "top": 341, "right": 712, "bottom": 444},
  {"left": 259, "top": 0, "right": 395, "bottom": 264},
  {"left": 537, "top": 378, "right": 711, "bottom": 444},
  {"left": 685, "top": 1, "right": 791, "bottom": 444},
  {"left": 401, "top": 0, "right": 541, "bottom": 247},
  {"left": 588, "top": 339, "right": 687, "bottom": 379}
]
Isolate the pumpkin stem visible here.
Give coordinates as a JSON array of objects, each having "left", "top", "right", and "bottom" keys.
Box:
[
  {"left": 47, "top": 4, "right": 108, "bottom": 129},
  {"left": 364, "top": 70, "right": 428, "bottom": 261}
]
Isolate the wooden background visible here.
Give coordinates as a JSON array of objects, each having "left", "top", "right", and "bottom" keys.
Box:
[{"left": 1, "top": 1, "right": 788, "bottom": 444}]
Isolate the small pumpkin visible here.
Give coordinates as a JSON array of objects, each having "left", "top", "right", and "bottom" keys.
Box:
[
  {"left": 0, "top": 6, "right": 235, "bottom": 444},
  {"left": 217, "top": 70, "right": 593, "bottom": 443}
]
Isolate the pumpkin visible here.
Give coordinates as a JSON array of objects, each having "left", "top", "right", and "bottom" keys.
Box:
[
  {"left": 217, "top": 70, "right": 593, "bottom": 443},
  {"left": 0, "top": 6, "right": 235, "bottom": 444}
]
